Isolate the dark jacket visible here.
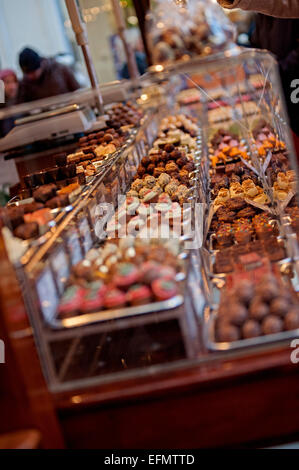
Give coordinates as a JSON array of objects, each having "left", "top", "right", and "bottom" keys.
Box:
[
  {"left": 0, "top": 99, "right": 17, "bottom": 138},
  {"left": 18, "top": 58, "right": 80, "bottom": 103},
  {"left": 120, "top": 52, "right": 148, "bottom": 79},
  {"left": 250, "top": 15, "right": 299, "bottom": 134}
]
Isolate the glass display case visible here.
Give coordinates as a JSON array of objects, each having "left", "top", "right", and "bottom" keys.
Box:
[{"left": 1, "top": 47, "right": 299, "bottom": 396}]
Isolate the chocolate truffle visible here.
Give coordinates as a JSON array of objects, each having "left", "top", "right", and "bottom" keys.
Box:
[
  {"left": 262, "top": 315, "right": 283, "bottom": 335},
  {"left": 141, "top": 156, "right": 150, "bottom": 167},
  {"left": 170, "top": 150, "right": 181, "bottom": 160},
  {"left": 217, "top": 324, "right": 240, "bottom": 342},
  {"left": 137, "top": 166, "right": 146, "bottom": 177},
  {"left": 177, "top": 156, "right": 189, "bottom": 168},
  {"left": 270, "top": 297, "right": 290, "bottom": 317},
  {"left": 242, "top": 319, "right": 262, "bottom": 339},
  {"left": 164, "top": 143, "right": 176, "bottom": 153},
  {"left": 182, "top": 162, "right": 195, "bottom": 173},
  {"left": 147, "top": 164, "right": 156, "bottom": 175},
  {"left": 228, "top": 302, "right": 248, "bottom": 326},
  {"left": 256, "top": 280, "right": 278, "bottom": 303},
  {"left": 249, "top": 298, "right": 269, "bottom": 321},
  {"left": 284, "top": 309, "right": 299, "bottom": 330},
  {"left": 235, "top": 280, "right": 254, "bottom": 305}
]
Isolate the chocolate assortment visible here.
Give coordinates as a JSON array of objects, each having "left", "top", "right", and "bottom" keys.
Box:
[
  {"left": 55, "top": 112, "right": 199, "bottom": 320},
  {"left": 205, "top": 119, "right": 299, "bottom": 278},
  {"left": 204, "top": 114, "right": 299, "bottom": 347},
  {"left": 58, "top": 239, "right": 182, "bottom": 318},
  {"left": 4, "top": 101, "right": 143, "bottom": 244},
  {"left": 147, "top": 0, "right": 234, "bottom": 66},
  {"left": 215, "top": 266, "right": 299, "bottom": 343}
]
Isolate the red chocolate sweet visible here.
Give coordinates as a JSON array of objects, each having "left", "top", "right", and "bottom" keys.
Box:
[
  {"left": 114, "top": 263, "right": 140, "bottom": 288},
  {"left": 103, "top": 287, "right": 127, "bottom": 309},
  {"left": 126, "top": 284, "right": 152, "bottom": 306},
  {"left": 151, "top": 278, "right": 178, "bottom": 301}
]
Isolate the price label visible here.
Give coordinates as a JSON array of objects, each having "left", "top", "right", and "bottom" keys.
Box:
[
  {"left": 36, "top": 268, "right": 59, "bottom": 323},
  {"left": 50, "top": 246, "right": 70, "bottom": 295},
  {"left": 67, "top": 228, "right": 83, "bottom": 266},
  {"left": 79, "top": 217, "right": 93, "bottom": 254}
]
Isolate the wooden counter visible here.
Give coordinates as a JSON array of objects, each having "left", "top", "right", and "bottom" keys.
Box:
[
  {"left": 1, "top": 233, "right": 299, "bottom": 449},
  {"left": 54, "top": 345, "right": 299, "bottom": 449}
]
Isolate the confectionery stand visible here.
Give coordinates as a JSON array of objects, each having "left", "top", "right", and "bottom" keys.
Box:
[{"left": 0, "top": 1, "right": 299, "bottom": 450}]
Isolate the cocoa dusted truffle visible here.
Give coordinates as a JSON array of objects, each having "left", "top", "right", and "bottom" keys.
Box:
[
  {"left": 249, "top": 298, "right": 269, "bottom": 321},
  {"left": 262, "top": 315, "right": 283, "bottom": 335},
  {"left": 228, "top": 302, "right": 248, "bottom": 326},
  {"left": 242, "top": 319, "right": 262, "bottom": 339},
  {"left": 256, "top": 279, "right": 278, "bottom": 303},
  {"left": 217, "top": 324, "right": 240, "bottom": 342},
  {"left": 270, "top": 297, "right": 290, "bottom": 317},
  {"left": 235, "top": 280, "right": 254, "bottom": 305},
  {"left": 284, "top": 309, "right": 299, "bottom": 330}
]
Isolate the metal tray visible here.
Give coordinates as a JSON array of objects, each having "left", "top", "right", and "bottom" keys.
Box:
[
  {"left": 204, "top": 304, "right": 299, "bottom": 352},
  {"left": 47, "top": 294, "right": 184, "bottom": 330}
]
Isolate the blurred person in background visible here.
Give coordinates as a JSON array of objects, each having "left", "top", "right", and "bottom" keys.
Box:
[
  {"left": 18, "top": 47, "right": 81, "bottom": 103},
  {"left": 0, "top": 69, "right": 19, "bottom": 138},
  {"left": 120, "top": 38, "right": 147, "bottom": 79}
]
